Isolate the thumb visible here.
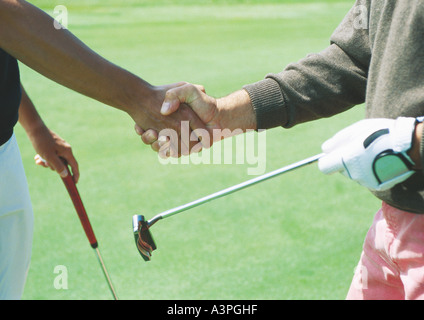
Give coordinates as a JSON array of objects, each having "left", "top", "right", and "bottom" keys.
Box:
[
  {"left": 160, "top": 83, "right": 203, "bottom": 116},
  {"left": 160, "top": 100, "right": 179, "bottom": 116},
  {"left": 160, "top": 91, "right": 183, "bottom": 116}
]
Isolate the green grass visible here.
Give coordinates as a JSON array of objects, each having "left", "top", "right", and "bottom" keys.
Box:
[{"left": 16, "top": 1, "right": 380, "bottom": 300}]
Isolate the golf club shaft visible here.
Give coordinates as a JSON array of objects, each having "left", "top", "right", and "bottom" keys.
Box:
[
  {"left": 60, "top": 162, "right": 118, "bottom": 300},
  {"left": 147, "top": 153, "right": 324, "bottom": 227},
  {"left": 95, "top": 247, "right": 119, "bottom": 300}
]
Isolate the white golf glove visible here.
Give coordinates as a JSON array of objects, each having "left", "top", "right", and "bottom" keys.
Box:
[{"left": 318, "top": 117, "right": 419, "bottom": 191}]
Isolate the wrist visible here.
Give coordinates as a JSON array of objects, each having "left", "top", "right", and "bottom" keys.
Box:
[
  {"left": 117, "top": 76, "right": 156, "bottom": 117},
  {"left": 216, "top": 90, "right": 257, "bottom": 132}
]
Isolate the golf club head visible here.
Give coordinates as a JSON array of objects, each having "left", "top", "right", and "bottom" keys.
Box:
[{"left": 132, "top": 215, "right": 157, "bottom": 262}]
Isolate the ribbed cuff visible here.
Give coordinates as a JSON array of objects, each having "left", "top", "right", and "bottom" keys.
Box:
[{"left": 243, "top": 78, "right": 287, "bottom": 130}]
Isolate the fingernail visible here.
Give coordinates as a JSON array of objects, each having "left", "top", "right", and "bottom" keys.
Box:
[
  {"left": 161, "top": 102, "right": 170, "bottom": 114},
  {"left": 60, "top": 169, "right": 68, "bottom": 178}
]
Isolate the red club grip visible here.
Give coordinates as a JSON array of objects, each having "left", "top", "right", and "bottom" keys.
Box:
[{"left": 61, "top": 165, "right": 98, "bottom": 249}]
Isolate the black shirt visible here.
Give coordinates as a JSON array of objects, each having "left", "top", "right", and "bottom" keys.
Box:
[{"left": 0, "top": 48, "right": 21, "bottom": 146}]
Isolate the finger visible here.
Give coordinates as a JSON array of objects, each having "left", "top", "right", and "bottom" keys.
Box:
[
  {"left": 158, "top": 139, "right": 172, "bottom": 159},
  {"left": 179, "top": 104, "right": 213, "bottom": 150},
  {"left": 194, "top": 84, "right": 206, "bottom": 93},
  {"left": 151, "top": 140, "right": 160, "bottom": 153},
  {"left": 160, "top": 129, "right": 180, "bottom": 158},
  {"left": 34, "top": 154, "right": 49, "bottom": 168},
  {"left": 60, "top": 153, "right": 80, "bottom": 184},
  {"left": 45, "top": 155, "right": 69, "bottom": 178},
  {"left": 158, "top": 146, "right": 170, "bottom": 159},
  {"left": 35, "top": 154, "right": 54, "bottom": 170},
  {"left": 158, "top": 135, "right": 169, "bottom": 145},
  {"left": 141, "top": 129, "right": 158, "bottom": 145},
  {"left": 161, "top": 83, "right": 202, "bottom": 116},
  {"left": 153, "top": 138, "right": 180, "bottom": 158},
  {"left": 134, "top": 124, "right": 145, "bottom": 136},
  {"left": 157, "top": 136, "right": 170, "bottom": 152}
]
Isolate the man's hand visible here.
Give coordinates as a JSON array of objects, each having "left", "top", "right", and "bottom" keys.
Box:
[
  {"left": 160, "top": 83, "right": 220, "bottom": 131},
  {"left": 137, "top": 83, "right": 257, "bottom": 157},
  {"left": 135, "top": 83, "right": 219, "bottom": 157},
  {"left": 129, "top": 82, "right": 211, "bottom": 157},
  {"left": 318, "top": 117, "right": 421, "bottom": 191}
]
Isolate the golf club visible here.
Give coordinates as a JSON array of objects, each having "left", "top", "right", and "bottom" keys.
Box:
[
  {"left": 40, "top": 156, "right": 118, "bottom": 300},
  {"left": 133, "top": 153, "right": 324, "bottom": 262}
]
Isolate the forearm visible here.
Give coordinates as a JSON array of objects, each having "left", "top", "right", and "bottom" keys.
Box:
[
  {"left": 18, "top": 84, "right": 45, "bottom": 134},
  {"left": 18, "top": 83, "right": 80, "bottom": 180},
  {"left": 0, "top": 0, "right": 151, "bottom": 114}
]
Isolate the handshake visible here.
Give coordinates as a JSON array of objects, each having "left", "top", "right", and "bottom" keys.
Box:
[
  {"left": 29, "top": 75, "right": 423, "bottom": 196},
  {"left": 29, "top": 77, "right": 423, "bottom": 194},
  {"left": 130, "top": 82, "right": 256, "bottom": 159}
]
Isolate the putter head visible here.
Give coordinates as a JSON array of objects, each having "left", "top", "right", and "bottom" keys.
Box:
[{"left": 132, "top": 215, "right": 157, "bottom": 262}]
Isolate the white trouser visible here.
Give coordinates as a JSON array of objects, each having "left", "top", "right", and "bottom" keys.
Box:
[{"left": 0, "top": 134, "right": 33, "bottom": 300}]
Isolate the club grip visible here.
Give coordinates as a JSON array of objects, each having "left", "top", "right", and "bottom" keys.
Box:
[{"left": 61, "top": 164, "right": 98, "bottom": 248}]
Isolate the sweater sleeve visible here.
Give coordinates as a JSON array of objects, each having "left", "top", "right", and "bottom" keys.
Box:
[{"left": 244, "top": 0, "right": 371, "bottom": 130}]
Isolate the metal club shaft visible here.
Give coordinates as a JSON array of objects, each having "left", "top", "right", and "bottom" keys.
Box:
[
  {"left": 94, "top": 247, "right": 118, "bottom": 300},
  {"left": 147, "top": 153, "right": 324, "bottom": 227}
]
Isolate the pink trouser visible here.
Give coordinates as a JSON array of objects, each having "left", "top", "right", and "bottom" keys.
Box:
[{"left": 347, "top": 202, "right": 424, "bottom": 300}]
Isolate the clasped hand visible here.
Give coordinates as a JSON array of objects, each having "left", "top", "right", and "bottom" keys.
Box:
[{"left": 133, "top": 82, "right": 220, "bottom": 158}]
